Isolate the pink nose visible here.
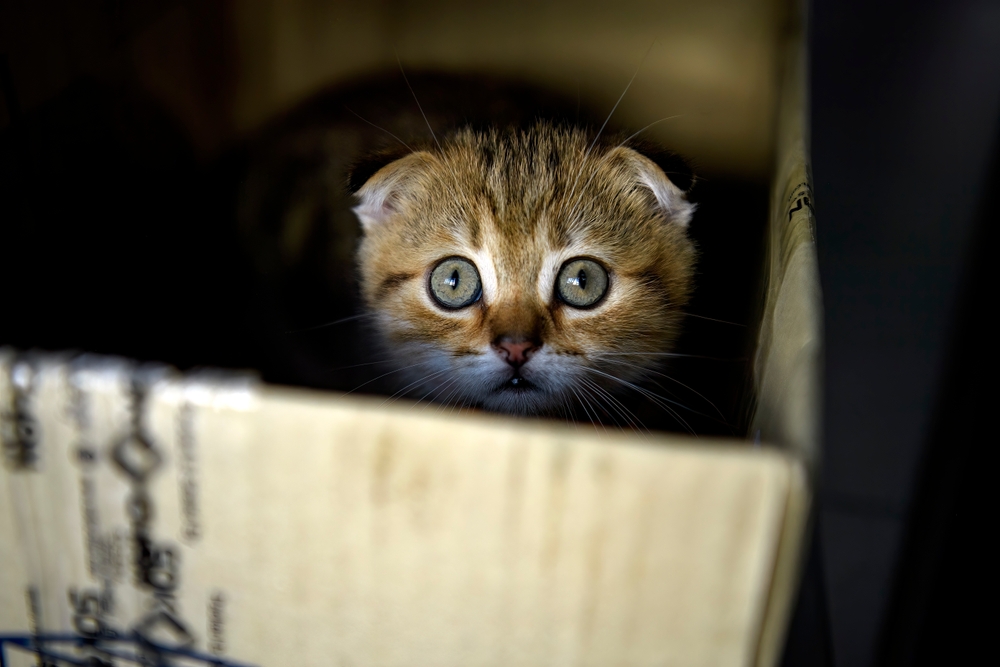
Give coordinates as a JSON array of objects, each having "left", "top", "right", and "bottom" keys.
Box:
[{"left": 494, "top": 340, "right": 540, "bottom": 367}]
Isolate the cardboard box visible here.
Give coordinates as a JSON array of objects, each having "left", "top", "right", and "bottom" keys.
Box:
[{"left": 1, "top": 2, "right": 820, "bottom": 665}]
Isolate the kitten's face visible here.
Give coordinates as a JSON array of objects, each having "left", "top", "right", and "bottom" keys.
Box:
[{"left": 353, "top": 124, "right": 696, "bottom": 415}]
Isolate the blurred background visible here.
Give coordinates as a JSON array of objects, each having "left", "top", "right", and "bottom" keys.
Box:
[{"left": 1, "top": 1, "right": 998, "bottom": 665}]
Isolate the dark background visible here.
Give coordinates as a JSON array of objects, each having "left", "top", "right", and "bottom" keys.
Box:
[
  {"left": 785, "top": 0, "right": 1000, "bottom": 665},
  {"left": 2, "top": 1, "right": 1000, "bottom": 665}
]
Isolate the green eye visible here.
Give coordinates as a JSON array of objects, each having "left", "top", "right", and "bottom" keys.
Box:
[
  {"left": 429, "top": 257, "right": 482, "bottom": 309},
  {"left": 556, "top": 258, "right": 609, "bottom": 308}
]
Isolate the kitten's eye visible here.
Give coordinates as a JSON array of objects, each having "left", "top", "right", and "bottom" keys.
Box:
[
  {"left": 429, "top": 257, "right": 482, "bottom": 309},
  {"left": 556, "top": 258, "right": 609, "bottom": 308}
]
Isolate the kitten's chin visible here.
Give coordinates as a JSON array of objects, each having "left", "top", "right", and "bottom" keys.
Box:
[{"left": 479, "top": 376, "right": 559, "bottom": 415}]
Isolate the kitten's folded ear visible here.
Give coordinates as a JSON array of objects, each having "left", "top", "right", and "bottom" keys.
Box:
[
  {"left": 615, "top": 143, "right": 697, "bottom": 228},
  {"left": 349, "top": 148, "right": 437, "bottom": 230}
]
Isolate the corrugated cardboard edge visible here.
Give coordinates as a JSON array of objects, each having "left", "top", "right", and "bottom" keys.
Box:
[
  {"left": 753, "top": 459, "right": 811, "bottom": 667},
  {"left": 750, "top": 2, "right": 820, "bottom": 663},
  {"left": 751, "top": 0, "right": 822, "bottom": 468}
]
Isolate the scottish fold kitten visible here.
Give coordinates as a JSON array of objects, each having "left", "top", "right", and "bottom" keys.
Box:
[
  {"left": 237, "top": 72, "right": 727, "bottom": 426},
  {"left": 350, "top": 122, "right": 696, "bottom": 415}
]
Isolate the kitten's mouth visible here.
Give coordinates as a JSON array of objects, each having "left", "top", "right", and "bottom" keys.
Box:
[{"left": 497, "top": 375, "right": 537, "bottom": 392}]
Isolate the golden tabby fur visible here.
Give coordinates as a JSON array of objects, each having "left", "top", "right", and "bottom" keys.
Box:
[{"left": 351, "top": 122, "right": 696, "bottom": 415}]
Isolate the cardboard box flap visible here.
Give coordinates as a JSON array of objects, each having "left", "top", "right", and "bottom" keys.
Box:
[{"left": 1, "top": 353, "right": 807, "bottom": 666}]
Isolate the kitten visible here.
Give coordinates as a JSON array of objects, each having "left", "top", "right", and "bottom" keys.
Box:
[{"left": 350, "top": 122, "right": 697, "bottom": 416}]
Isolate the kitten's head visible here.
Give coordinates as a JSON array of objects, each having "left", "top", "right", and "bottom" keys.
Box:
[{"left": 351, "top": 123, "right": 697, "bottom": 415}]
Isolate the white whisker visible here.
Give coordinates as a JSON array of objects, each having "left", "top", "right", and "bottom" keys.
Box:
[
  {"left": 564, "top": 114, "right": 683, "bottom": 224},
  {"left": 569, "top": 385, "right": 601, "bottom": 432},
  {"left": 344, "top": 105, "right": 414, "bottom": 151},
  {"left": 580, "top": 380, "right": 631, "bottom": 430},
  {"left": 379, "top": 366, "right": 453, "bottom": 407},
  {"left": 580, "top": 376, "right": 648, "bottom": 434},
  {"left": 346, "top": 359, "right": 437, "bottom": 395},
  {"left": 583, "top": 367, "right": 696, "bottom": 435},
  {"left": 442, "top": 384, "right": 468, "bottom": 413},
  {"left": 394, "top": 55, "right": 470, "bottom": 219},
  {"left": 594, "top": 351, "right": 743, "bottom": 361},
  {"left": 447, "top": 385, "right": 473, "bottom": 414},
  {"left": 677, "top": 312, "right": 747, "bottom": 327},
  {"left": 596, "top": 357, "right": 726, "bottom": 420},
  {"left": 578, "top": 382, "right": 619, "bottom": 430},
  {"left": 423, "top": 374, "right": 462, "bottom": 412},
  {"left": 284, "top": 313, "right": 375, "bottom": 334},
  {"left": 562, "top": 41, "right": 656, "bottom": 224},
  {"left": 396, "top": 55, "right": 440, "bottom": 151},
  {"left": 325, "top": 358, "right": 397, "bottom": 373},
  {"left": 622, "top": 114, "right": 686, "bottom": 144}
]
